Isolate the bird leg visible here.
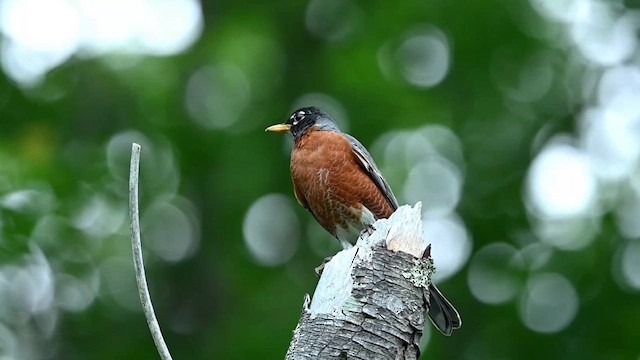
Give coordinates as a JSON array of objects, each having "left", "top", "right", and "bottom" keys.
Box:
[
  {"left": 360, "top": 223, "right": 376, "bottom": 238},
  {"left": 315, "top": 256, "right": 333, "bottom": 276}
]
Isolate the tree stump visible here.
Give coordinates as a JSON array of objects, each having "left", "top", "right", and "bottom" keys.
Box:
[{"left": 286, "top": 203, "right": 434, "bottom": 360}]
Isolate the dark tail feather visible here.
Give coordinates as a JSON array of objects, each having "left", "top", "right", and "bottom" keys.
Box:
[{"left": 427, "top": 283, "right": 462, "bottom": 336}]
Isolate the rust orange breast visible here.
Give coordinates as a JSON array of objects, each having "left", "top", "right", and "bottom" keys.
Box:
[{"left": 290, "top": 129, "right": 394, "bottom": 237}]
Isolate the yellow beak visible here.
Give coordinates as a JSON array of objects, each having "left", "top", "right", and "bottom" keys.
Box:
[{"left": 265, "top": 123, "right": 292, "bottom": 133}]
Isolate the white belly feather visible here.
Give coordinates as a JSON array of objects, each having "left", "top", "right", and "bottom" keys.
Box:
[{"left": 334, "top": 205, "right": 376, "bottom": 249}]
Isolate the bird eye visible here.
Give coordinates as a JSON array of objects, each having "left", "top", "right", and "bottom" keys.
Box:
[{"left": 292, "top": 111, "right": 305, "bottom": 125}]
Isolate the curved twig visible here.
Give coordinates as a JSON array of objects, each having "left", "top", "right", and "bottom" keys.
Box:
[{"left": 129, "top": 143, "right": 173, "bottom": 360}]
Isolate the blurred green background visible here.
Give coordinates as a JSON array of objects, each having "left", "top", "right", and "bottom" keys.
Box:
[{"left": 1, "top": 0, "right": 640, "bottom": 359}]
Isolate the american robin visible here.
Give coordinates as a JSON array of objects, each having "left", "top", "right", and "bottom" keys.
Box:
[{"left": 266, "top": 106, "right": 462, "bottom": 336}]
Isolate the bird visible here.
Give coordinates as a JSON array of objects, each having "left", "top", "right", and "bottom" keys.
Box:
[{"left": 266, "top": 106, "right": 462, "bottom": 336}]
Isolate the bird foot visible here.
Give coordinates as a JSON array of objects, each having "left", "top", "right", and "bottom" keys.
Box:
[
  {"left": 315, "top": 256, "right": 333, "bottom": 276},
  {"left": 360, "top": 223, "right": 376, "bottom": 238}
]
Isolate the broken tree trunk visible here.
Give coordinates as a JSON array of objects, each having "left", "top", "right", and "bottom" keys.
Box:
[{"left": 286, "top": 203, "right": 434, "bottom": 360}]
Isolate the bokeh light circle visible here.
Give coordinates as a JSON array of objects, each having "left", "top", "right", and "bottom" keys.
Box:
[
  {"left": 396, "top": 26, "right": 450, "bottom": 88},
  {"left": 518, "top": 242, "right": 554, "bottom": 271},
  {"left": 143, "top": 198, "right": 200, "bottom": 263},
  {"left": 415, "top": 125, "right": 465, "bottom": 170},
  {"left": 305, "top": 0, "right": 361, "bottom": 42},
  {"left": 527, "top": 141, "right": 596, "bottom": 219},
  {"left": 569, "top": 2, "right": 636, "bottom": 66},
  {"left": 0, "top": 0, "right": 203, "bottom": 86},
  {"left": 532, "top": 216, "right": 599, "bottom": 251},
  {"left": 404, "top": 157, "right": 462, "bottom": 216},
  {"left": 243, "top": 194, "right": 300, "bottom": 267},
  {"left": 615, "top": 189, "right": 640, "bottom": 240},
  {"left": 468, "top": 243, "right": 524, "bottom": 305},
  {"left": 100, "top": 257, "right": 139, "bottom": 312},
  {"left": 519, "top": 273, "right": 579, "bottom": 333},
  {"left": 530, "top": 0, "right": 586, "bottom": 24},
  {"left": 185, "top": 64, "right": 251, "bottom": 130},
  {"left": 423, "top": 215, "right": 471, "bottom": 282},
  {"left": 582, "top": 107, "right": 640, "bottom": 181},
  {"left": 106, "top": 131, "right": 180, "bottom": 196},
  {"left": 56, "top": 272, "right": 99, "bottom": 313}
]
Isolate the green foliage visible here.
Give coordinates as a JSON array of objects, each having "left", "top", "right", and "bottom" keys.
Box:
[{"left": 1, "top": 0, "right": 639, "bottom": 359}]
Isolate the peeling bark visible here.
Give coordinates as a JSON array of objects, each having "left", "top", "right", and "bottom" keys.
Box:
[{"left": 286, "top": 204, "right": 433, "bottom": 360}]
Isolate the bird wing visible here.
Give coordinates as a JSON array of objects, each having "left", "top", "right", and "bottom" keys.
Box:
[
  {"left": 292, "top": 180, "right": 308, "bottom": 209},
  {"left": 345, "top": 134, "right": 399, "bottom": 210},
  {"left": 293, "top": 180, "right": 324, "bottom": 225}
]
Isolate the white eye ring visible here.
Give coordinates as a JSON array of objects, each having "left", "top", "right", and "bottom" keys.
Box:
[{"left": 291, "top": 111, "right": 306, "bottom": 125}]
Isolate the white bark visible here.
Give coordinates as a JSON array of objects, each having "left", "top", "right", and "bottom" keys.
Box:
[{"left": 286, "top": 203, "right": 433, "bottom": 360}]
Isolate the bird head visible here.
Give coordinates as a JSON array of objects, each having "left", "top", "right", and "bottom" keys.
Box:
[{"left": 265, "top": 107, "right": 340, "bottom": 141}]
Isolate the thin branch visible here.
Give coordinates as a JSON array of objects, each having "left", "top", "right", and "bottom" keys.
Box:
[{"left": 129, "top": 143, "right": 173, "bottom": 360}]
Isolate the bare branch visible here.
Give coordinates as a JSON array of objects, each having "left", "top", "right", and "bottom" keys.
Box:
[{"left": 129, "top": 143, "right": 173, "bottom": 360}]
